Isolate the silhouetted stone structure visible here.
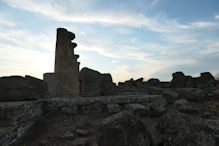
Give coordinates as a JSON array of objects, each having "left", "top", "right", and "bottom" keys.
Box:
[
  {"left": 79, "top": 67, "right": 116, "bottom": 97},
  {"left": 44, "top": 28, "right": 80, "bottom": 97}
]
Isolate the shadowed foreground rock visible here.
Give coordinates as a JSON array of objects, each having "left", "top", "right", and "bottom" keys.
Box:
[
  {"left": 0, "top": 101, "right": 43, "bottom": 146},
  {"left": 154, "top": 112, "right": 216, "bottom": 146},
  {"left": 97, "top": 111, "right": 153, "bottom": 146}
]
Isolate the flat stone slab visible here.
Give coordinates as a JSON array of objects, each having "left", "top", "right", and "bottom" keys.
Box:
[
  {"left": 45, "top": 94, "right": 161, "bottom": 114},
  {"left": 46, "top": 94, "right": 160, "bottom": 105}
]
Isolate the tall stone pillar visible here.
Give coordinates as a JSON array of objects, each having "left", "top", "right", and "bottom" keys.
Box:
[{"left": 44, "top": 28, "right": 80, "bottom": 97}]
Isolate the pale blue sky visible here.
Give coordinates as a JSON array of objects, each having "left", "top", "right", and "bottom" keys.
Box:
[{"left": 0, "top": 0, "right": 219, "bottom": 82}]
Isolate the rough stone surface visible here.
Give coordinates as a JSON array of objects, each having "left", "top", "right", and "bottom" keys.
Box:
[
  {"left": 174, "top": 101, "right": 200, "bottom": 114},
  {"left": 171, "top": 71, "right": 216, "bottom": 88},
  {"left": 25, "top": 75, "right": 48, "bottom": 99},
  {"left": 200, "top": 101, "right": 219, "bottom": 119},
  {"left": 126, "top": 103, "right": 149, "bottom": 116},
  {"left": 144, "top": 87, "right": 165, "bottom": 95},
  {"left": 97, "top": 111, "right": 153, "bottom": 146},
  {"left": 174, "top": 99, "right": 188, "bottom": 105},
  {"left": 44, "top": 95, "right": 159, "bottom": 114},
  {"left": 0, "top": 101, "right": 42, "bottom": 127},
  {"left": 175, "top": 88, "right": 205, "bottom": 101},
  {"left": 195, "top": 119, "right": 219, "bottom": 145},
  {"left": 149, "top": 97, "right": 167, "bottom": 117},
  {"left": 79, "top": 67, "right": 116, "bottom": 97},
  {"left": 107, "top": 104, "right": 121, "bottom": 113},
  {"left": 44, "top": 28, "right": 80, "bottom": 97},
  {"left": 81, "top": 102, "right": 105, "bottom": 114},
  {"left": 162, "top": 89, "right": 179, "bottom": 104},
  {"left": 170, "top": 72, "right": 193, "bottom": 88},
  {"left": 0, "top": 127, "right": 17, "bottom": 146},
  {"left": 144, "top": 78, "right": 161, "bottom": 88},
  {"left": 154, "top": 112, "right": 216, "bottom": 146},
  {"left": 117, "top": 78, "right": 144, "bottom": 93},
  {"left": 0, "top": 76, "right": 47, "bottom": 101},
  {"left": 198, "top": 72, "right": 216, "bottom": 85},
  {"left": 212, "top": 88, "right": 219, "bottom": 96},
  {"left": 0, "top": 101, "right": 42, "bottom": 146}
]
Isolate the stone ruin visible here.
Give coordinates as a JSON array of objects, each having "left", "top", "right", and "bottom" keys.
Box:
[
  {"left": 44, "top": 28, "right": 80, "bottom": 97},
  {"left": 43, "top": 28, "right": 116, "bottom": 98},
  {"left": 1, "top": 28, "right": 219, "bottom": 146}
]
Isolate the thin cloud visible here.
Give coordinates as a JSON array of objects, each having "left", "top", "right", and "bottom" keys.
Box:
[
  {"left": 1, "top": 0, "right": 219, "bottom": 82},
  {"left": 0, "top": 17, "right": 16, "bottom": 26},
  {"left": 191, "top": 21, "right": 219, "bottom": 29},
  {"left": 0, "top": 0, "right": 203, "bottom": 33}
]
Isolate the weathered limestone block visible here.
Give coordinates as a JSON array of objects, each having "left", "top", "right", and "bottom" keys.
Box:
[
  {"left": 198, "top": 72, "right": 216, "bottom": 85},
  {"left": 126, "top": 103, "right": 149, "bottom": 116},
  {"left": 144, "top": 87, "right": 165, "bottom": 95},
  {"left": 170, "top": 72, "right": 193, "bottom": 88},
  {"left": 25, "top": 75, "right": 48, "bottom": 98},
  {"left": 79, "top": 67, "right": 116, "bottom": 97},
  {"left": 195, "top": 119, "right": 219, "bottom": 145},
  {"left": 44, "top": 95, "right": 160, "bottom": 114},
  {"left": 175, "top": 88, "right": 205, "bottom": 101},
  {"left": 200, "top": 101, "right": 219, "bottom": 119},
  {"left": 118, "top": 78, "right": 143, "bottom": 92},
  {"left": 171, "top": 71, "right": 216, "bottom": 89},
  {"left": 0, "top": 127, "right": 17, "bottom": 146},
  {"left": 0, "top": 101, "right": 43, "bottom": 146},
  {"left": 154, "top": 112, "right": 216, "bottom": 146},
  {"left": 0, "top": 75, "right": 47, "bottom": 101},
  {"left": 0, "top": 101, "right": 43, "bottom": 127},
  {"left": 81, "top": 102, "right": 105, "bottom": 114},
  {"left": 149, "top": 97, "right": 167, "bottom": 117},
  {"left": 107, "top": 104, "right": 121, "bottom": 113},
  {"left": 144, "top": 78, "right": 162, "bottom": 88},
  {"left": 162, "top": 88, "right": 179, "bottom": 104},
  {"left": 97, "top": 111, "right": 153, "bottom": 146},
  {"left": 43, "top": 28, "right": 80, "bottom": 97},
  {"left": 174, "top": 101, "right": 200, "bottom": 114},
  {"left": 43, "top": 73, "right": 59, "bottom": 97}
]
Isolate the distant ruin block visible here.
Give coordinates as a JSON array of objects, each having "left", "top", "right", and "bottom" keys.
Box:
[{"left": 43, "top": 28, "right": 80, "bottom": 97}]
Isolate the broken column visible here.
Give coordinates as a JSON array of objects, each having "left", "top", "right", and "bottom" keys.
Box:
[{"left": 43, "top": 28, "right": 80, "bottom": 97}]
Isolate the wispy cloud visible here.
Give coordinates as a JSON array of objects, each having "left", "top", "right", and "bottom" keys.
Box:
[
  {"left": 191, "top": 21, "right": 219, "bottom": 29},
  {"left": 0, "top": 17, "right": 16, "bottom": 26},
  {"left": 1, "top": 0, "right": 219, "bottom": 82},
  {"left": 3, "top": 0, "right": 218, "bottom": 33}
]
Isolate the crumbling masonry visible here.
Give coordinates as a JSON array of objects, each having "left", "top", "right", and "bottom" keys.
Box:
[{"left": 44, "top": 28, "right": 80, "bottom": 97}]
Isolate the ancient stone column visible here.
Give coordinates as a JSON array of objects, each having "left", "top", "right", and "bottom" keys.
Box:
[{"left": 44, "top": 28, "right": 80, "bottom": 97}]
